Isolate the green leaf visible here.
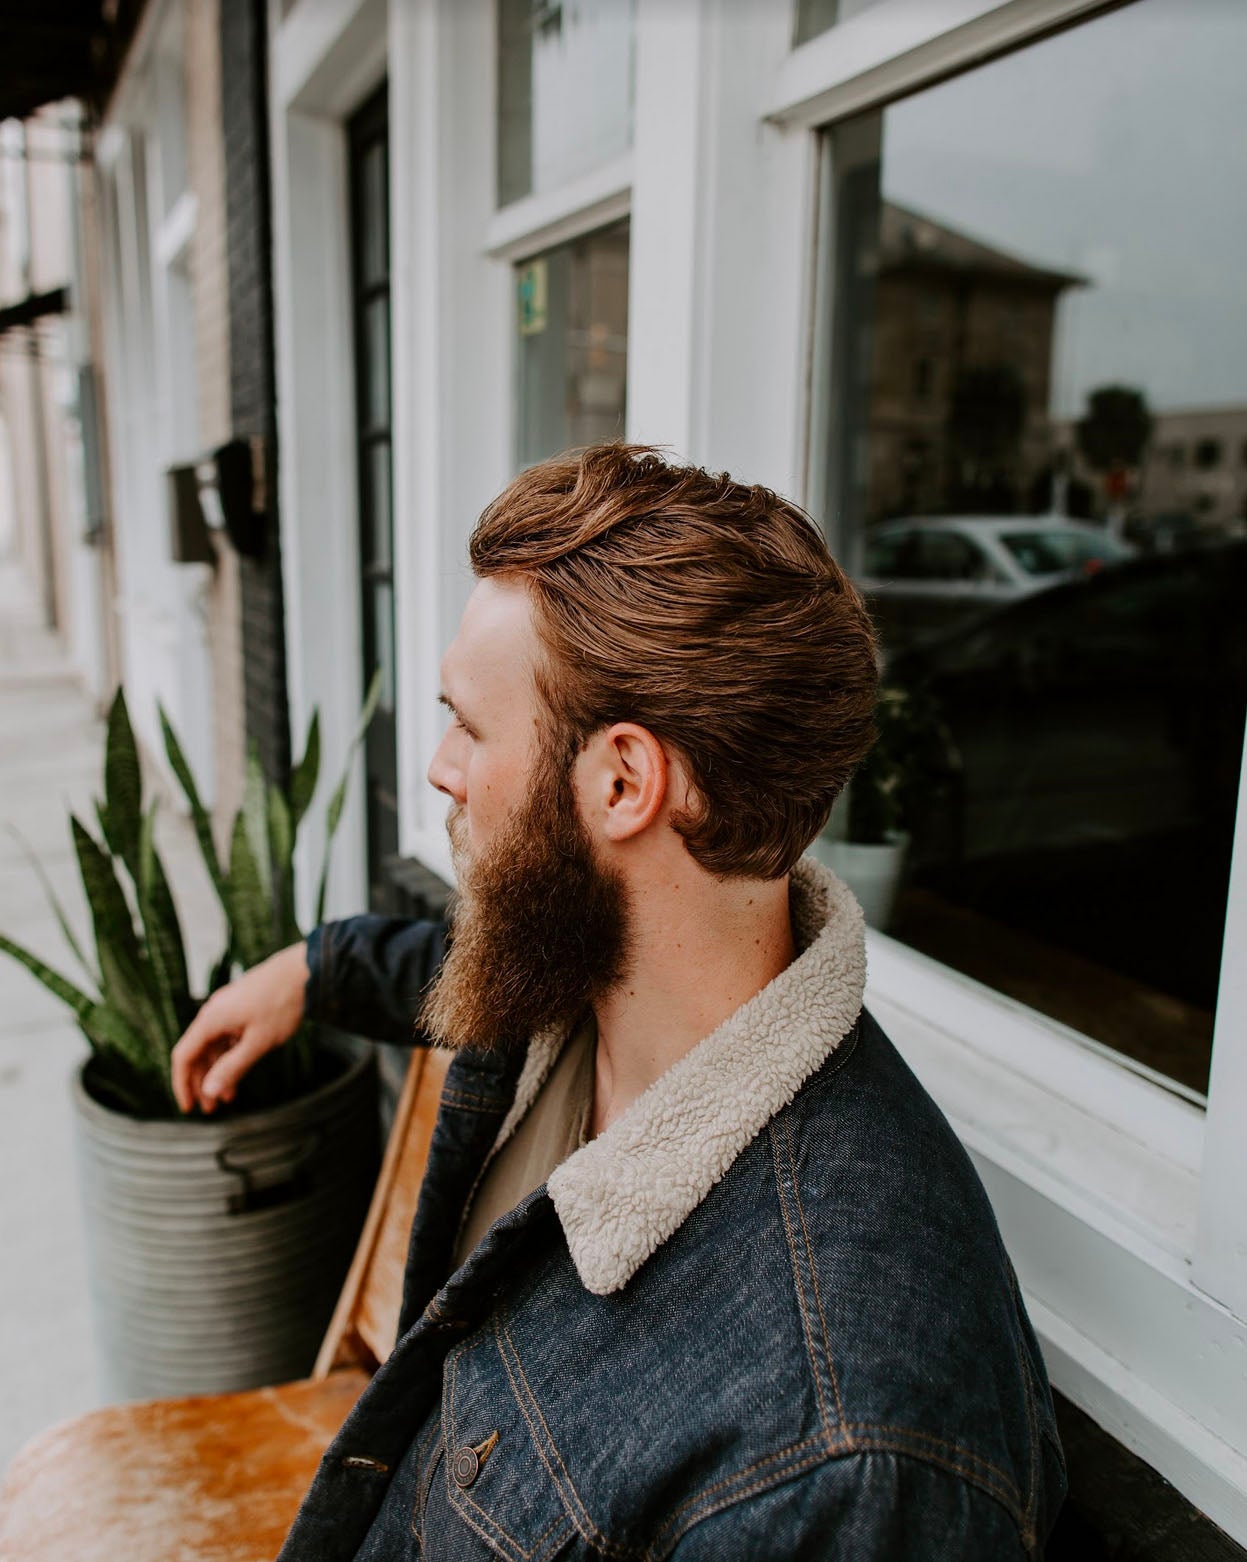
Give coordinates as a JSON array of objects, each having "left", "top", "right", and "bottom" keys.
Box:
[
  {"left": 137, "top": 803, "right": 191, "bottom": 1042},
  {"left": 2, "top": 823, "right": 96, "bottom": 986},
  {"left": 289, "top": 710, "right": 320, "bottom": 831},
  {"left": 243, "top": 745, "right": 273, "bottom": 908},
  {"left": 0, "top": 931, "right": 99, "bottom": 1024},
  {"left": 71, "top": 815, "right": 171, "bottom": 1072},
  {"left": 354, "top": 666, "right": 383, "bottom": 747},
  {"left": 104, "top": 689, "right": 143, "bottom": 874},
  {"left": 158, "top": 705, "right": 229, "bottom": 906},
  {"left": 81, "top": 999, "right": 157, "bottom": 1075},
  {"left": 228, "top": 812, "right": 273, "bottom": 970},
  {"left": 267, "top": 784, "right": 299, "bottom": 945}
]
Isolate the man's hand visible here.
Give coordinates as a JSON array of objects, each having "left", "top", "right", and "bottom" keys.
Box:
[{"left": 171, "top": 942, "right": 311, "bottom": 1114}]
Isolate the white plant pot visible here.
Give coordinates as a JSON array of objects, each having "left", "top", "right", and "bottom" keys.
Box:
[{"left": 810, "top": 831, "right": 910, "bottom": 931}]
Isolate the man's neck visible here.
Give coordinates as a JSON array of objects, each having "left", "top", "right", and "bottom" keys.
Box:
[{"left": 588, "top": 870, "right": 796, "bottom": 1137}]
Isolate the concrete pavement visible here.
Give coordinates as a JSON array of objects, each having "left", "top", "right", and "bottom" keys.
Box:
[{"left": 0, "top": 556, "right": 222, "bottom": 1475}]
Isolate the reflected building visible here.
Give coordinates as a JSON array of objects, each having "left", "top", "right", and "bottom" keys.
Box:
[
  {"left": 865, "top": 202, "right": 1082, "bottom": 523},
  {"left": 1139, "top": 404, "right": 1247, "bottom": 535}
]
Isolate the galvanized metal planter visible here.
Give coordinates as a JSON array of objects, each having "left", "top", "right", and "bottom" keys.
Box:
[{"left": 71, "top": 1035, "right": 379, "bottom": 1402}]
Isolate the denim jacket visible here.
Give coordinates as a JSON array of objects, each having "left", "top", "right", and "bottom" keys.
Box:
[{"left": 280, "top": 859, "right": 1066, "bottom": 1560}]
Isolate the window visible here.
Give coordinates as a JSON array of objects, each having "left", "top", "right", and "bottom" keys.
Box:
[
  {"left": 347, "top": 84, "right": 398, "bottom": 913},
  {"left": 515, "top": 219, "right": 629, "bottom": 467},
  {"left": 793, "top": 0, "right": 887, "bottom": 47},
  {"left": 814, "top": 0, "right": 1247, "bottom": 1096},
  {"left": 497, "top": 0, "right": 635, "bottom": 207}
]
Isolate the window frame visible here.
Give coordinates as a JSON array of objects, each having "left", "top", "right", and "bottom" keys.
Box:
[{"left": 787, "top": 0, "right": 1247, "bottom": 1539}]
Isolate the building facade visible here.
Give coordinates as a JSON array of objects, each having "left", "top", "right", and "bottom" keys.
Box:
[{"left": 268, "top": 0, "right": 1247, "bottom": 1547}]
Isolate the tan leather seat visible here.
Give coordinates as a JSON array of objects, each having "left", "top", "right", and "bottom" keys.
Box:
[{"left": 0, "top": 1048, "right": 452, "bottom": 1562}]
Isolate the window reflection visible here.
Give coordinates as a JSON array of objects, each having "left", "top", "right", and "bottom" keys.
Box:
[
  {"left": 497, "top": 0, "right": 635, "bottom": 207},
  {"left": 515, "top": 220, "right": 629, "bottom": 468},
  {"left": 816, "top": 0, "right": 1247, "bottom": 1094}
]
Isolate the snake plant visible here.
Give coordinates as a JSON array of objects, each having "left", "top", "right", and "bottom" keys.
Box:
[{"left": 0, "top": 675, "right": 380, "bottom": 1118}]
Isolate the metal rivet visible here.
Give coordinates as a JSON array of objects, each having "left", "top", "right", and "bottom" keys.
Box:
[
  {"left": 451, "top": 1446, "right": 480, "bottom": 1488},
  {"left": 342, "top": 1454, "right": 389, "bottom": 1472}
]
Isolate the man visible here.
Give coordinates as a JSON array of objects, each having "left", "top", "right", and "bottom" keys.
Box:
[{"left": 173, "top": 445, "right": 1066, "bottom": 1558}]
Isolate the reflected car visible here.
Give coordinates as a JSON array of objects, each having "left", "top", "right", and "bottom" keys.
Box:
[
  {"left": 890, "top": 541, "right": 1246, "bottom": 971},
  {"left": 859, "top": 515, "right": 1135, "bottom": 650}
]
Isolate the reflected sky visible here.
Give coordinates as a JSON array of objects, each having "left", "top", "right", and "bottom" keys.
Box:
[{"left": 881, "top": 0, "right": 1246, "bottom": 417}]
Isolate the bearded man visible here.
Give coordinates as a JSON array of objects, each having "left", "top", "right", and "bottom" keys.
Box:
[{"left": 173, "top": 445, "right": 1065, "bottom": 1559}]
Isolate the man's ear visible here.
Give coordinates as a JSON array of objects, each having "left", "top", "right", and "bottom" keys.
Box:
[{"left": 579, "top": 722, "right": 669, "bottom": 843}]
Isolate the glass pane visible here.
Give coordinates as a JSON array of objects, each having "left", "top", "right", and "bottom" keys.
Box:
[
  {"left": 361, "top": 440, "right": 392, "bottom": 575},
  {"left": 814, "top": 0, "right": 1247, "bottom": 1096},
  {"left": 359, "top": 141, "right": 388, "bottom": 286},
  {"left": 363, "top": 296, "right": 391, "bottom": 432},
  {"left": 793, "top": 0, "right": 886, "bottom": 48},
  {"left": 368, "top": 580, "right": 396, "bottom": 716},
  {"left": 497, "top": 0, "right": 636, "bottom": 206},
  {"left": 516, "top": 218, "right": 629, "bottom": 467}
]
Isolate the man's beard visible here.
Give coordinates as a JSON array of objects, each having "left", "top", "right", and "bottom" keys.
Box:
[{"left": 417, "top": 735, "right": 633, "bottom": 1052}]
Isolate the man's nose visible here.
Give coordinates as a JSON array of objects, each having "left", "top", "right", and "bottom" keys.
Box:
[{"left": 427, "top": 737, "right": 465, "bottom": 804}]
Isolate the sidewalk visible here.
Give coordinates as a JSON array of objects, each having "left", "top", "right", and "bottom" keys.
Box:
[{"left": 0, "top": 558, "right": 222, "bottom": 1475}]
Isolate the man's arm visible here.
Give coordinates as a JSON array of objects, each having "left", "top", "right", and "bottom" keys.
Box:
[
  {"left": 667, "top": 1451, "right": 1042, "bottom": 1561},
  {"left": 305, "top": 915, "right": 448, "bottom": 1046},
  {"left": 172, "top": 915, "right": 449, "bottom": 1113}
]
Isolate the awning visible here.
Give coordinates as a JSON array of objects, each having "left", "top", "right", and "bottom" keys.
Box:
[{"left": 0, "top": 1, "right": 143, "bottom": 125}]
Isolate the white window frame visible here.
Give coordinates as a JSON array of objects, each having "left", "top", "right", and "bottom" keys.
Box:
[{"left": 768, "top": 0, "right": 1247, "bottom": 1539}]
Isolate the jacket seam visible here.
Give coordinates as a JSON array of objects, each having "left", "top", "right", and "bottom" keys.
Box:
[
  {"left": 661, "top": 1444, "right": 1034, "bottom": 1557},
  {"left": 844, "top": 1421, "right": 1023, "bottom": 1512},
  {"left": 783, "top": 1111, "right": 848, "bottom": 1431},
  {"left": 445, "top": 1344, "right": 541, "bottom": 1562},
  {"left": 769, "top": 1122, "right": 841, "bottom": 1444},
  {"left": 649, "top": 1433, "right": 833, "bottom": 1549},
  {"left": 495, "top": 1309, "right": 633, "bottom": 1559}
]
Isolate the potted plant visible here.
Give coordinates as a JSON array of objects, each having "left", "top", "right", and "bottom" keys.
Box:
[
  {"left": 0, "top": 679, "right": 382, "bottom": 1402},
  {"left": 811, "top": 683, "right": 952, "bottom": 931}
]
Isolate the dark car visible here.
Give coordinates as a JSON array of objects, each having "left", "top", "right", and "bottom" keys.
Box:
[{"left": 887, "top": 543, "right": 1247, "bottom": 1022}]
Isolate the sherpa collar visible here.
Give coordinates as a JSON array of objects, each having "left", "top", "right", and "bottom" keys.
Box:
[{"left": 491, "top": 855, "right": 866, "bottom": 1296}]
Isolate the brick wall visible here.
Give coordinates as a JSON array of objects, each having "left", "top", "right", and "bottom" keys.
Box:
[
  {"left": 220, "top": 0, "right": 290, "bottom": 788},
  {"left": 185, "top": 0, "right": 246, "bottom": 847}
]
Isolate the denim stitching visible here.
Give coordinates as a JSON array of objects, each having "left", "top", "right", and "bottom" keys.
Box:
[
  {"left": 842, "top": 1421, "right": 1021, "bottom": 1508},
  {"left": 496, "top": 1312, "right": 634, "bottom": 1558},
  {"left": 453, "top": 1322, "right": 589, "bottom": 1559},
  {"left": 441, "top": 1088, "right": 508, "bottom": 1111},
  {"left": 848, "top": 1431, "right": 1021, "bottom": 1520},
  {"left": 445, "top": 1345, "right": 525, "bottom": 1560},
  {"left": 663, "top": 1444, "right": 1029, "bottom": 1556},
  {"left": 648, "top": 1434, "right": 830, "bottom": 1548},
  {"left": 769, "top": 1121, "right": 835, "bottom": 1442},
  {"left": 409, "top": 1413, "right": 444, "bottom": 1543},
  {"left": 783, "top": 1112, "right": 848, "bottom": 1433}
]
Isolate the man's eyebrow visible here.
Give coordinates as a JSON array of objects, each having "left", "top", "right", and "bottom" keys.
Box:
[{"left": 438, "top": 691, "right": 477, "bottom": 729}]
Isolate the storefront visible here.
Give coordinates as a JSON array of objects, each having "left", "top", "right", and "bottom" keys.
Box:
[{"left": 269, "top": 0, "right": 1247, "bottom": 1538}]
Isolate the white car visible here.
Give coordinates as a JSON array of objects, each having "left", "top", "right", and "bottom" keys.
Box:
[{"left": 858, "top": 515, "right": 1135, "bottom": 649}]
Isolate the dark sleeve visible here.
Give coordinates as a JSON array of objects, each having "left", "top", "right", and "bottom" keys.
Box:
[
  {"left": 303, "top": 915, "right": 449, "bottom": 1047},
  {"left": 668, "top": 1451, "right": 1038, "bottom": 1561}
]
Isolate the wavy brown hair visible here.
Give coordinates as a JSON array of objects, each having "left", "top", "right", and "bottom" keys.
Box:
[{"left": 469, "top": 444, "right": 878, "bottom": 879}]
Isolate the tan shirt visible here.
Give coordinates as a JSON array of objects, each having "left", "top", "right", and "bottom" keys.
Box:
[{"left": 453, "top": 1012, "right": 597, "bottom": 1266}]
